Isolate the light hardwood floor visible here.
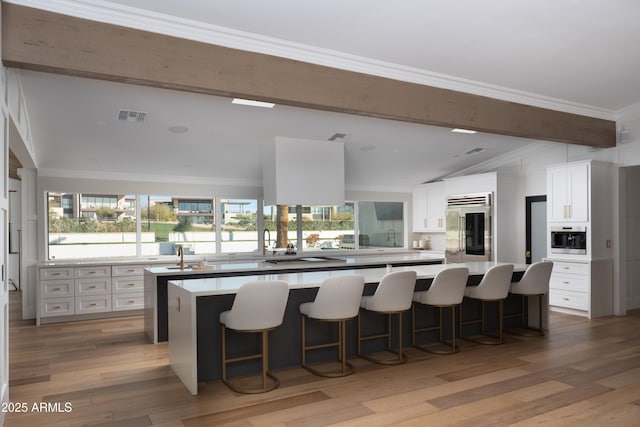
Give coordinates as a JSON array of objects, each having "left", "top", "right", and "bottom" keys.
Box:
[{"left": 5, "top": 290, "right": 640, "bottom": 426}]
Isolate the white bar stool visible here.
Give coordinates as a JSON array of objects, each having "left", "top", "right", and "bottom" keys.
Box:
[
  {"left": 412, "top": 267, "right": 469, "bottom": 354},
  {"left": 357, "top": 270, "right": 417, "bottom": 364},
  {"left": 506, "top": 261, "right": 553, "bottom": 336},
  {"left": 300, "top": 275, "right": 365, "bottom": 377},
  {"left": 220, "top": 280, "right": 289, "bottom": 394},
  {"left": 459, "top": 264, "right": 514, "bottom": 345}
]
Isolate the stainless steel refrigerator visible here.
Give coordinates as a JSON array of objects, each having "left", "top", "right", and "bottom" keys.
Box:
[{"left": 445, "top": 193, "right": 492, "bottom": 263}]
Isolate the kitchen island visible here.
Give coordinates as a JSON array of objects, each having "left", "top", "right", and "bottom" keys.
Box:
[
  {"left": 167, "top": 261, "right": 529, "bottom": 395},
  {"left": 144, "top": 252, "right": 444, "bottom": 343}
]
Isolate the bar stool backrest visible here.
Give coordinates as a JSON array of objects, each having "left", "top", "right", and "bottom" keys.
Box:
[
  {"left": 421, "top": 267, "right": 469, "bottom": 305},
  {"left": 473, "top": 264, "right": 514, "bottom": 300},
  {"left": 512, "top": 261, "right": 553, "bottom": 295},
  {"left": 222, "top": 280, "right": 289, "bottom": 330},
  {"left": 306, "top": 275, "right": 365, "bottom": 320},
  {"left": 365, "top": 270, "right": 417, "bottom": 311}
]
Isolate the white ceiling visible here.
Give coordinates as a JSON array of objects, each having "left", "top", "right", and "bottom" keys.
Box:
[{"left": 13, "top": 0, "right": 640, "bottom": 191}]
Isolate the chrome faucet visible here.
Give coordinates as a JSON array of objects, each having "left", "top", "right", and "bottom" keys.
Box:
[
  {"left": 263, "top": 229, "right": 271, "bottom": 256},
  {"left": 387, "top": 229, "right": 397, "bottom": 247},
  {"left": 177, "top": 244, "right": 184, "bottom": 270}
]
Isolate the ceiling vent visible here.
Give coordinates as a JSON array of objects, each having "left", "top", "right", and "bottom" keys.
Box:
[{"left": 118, "top": 109, "right": 148, "bottom": 123}]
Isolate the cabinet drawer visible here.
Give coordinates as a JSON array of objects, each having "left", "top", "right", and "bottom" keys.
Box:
[
  {"left": 40, "top": 267, "right": 74, "bottom": 281},
  {"left": 76, "top": 295, "right": 112, "bottom": 314},
  {"left": 552, "top": 262, "right": 589, "bottom": 276},
  {"left": 41, "top": 297, "right": 75, "bottom": 317},
  {"left": 112, "top": 265, "right": 147, "bottom": 277},
  {"left": 75, "top": 266, "right": 111, "bottom": 278},
  {"left": 112, "top": 277, "right": 144, "bottom": 293},
  {"left": 112, "top": 292, "right": 144, "bottom": 311},
  {"left": 75, "top": 278, "right": 111, "bottom": 296},
  {"left": 549, "top": 290, "right": 588, "bottom": 310},
  {"left": 40, "top": 280, "right": 74, "bottom": 298},
  {"left": 550, "top": 274, "right": 589, "bottom": 292}
]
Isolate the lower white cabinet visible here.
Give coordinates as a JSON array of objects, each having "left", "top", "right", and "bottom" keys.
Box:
[
  {"left": 112, "top": 293, "right": 145, "bottom": 311},
  {"left": 40, "top": 297, "right": 74, "bottom": 317},
  {"left": 76, "top": 295, "right": 112, "bottom": 314},
  {"left": 37, "top": 263, "right": 147, "bottom": 324},
  {"left": 547, "top": 259, "right": 613, "bottom": 318}
]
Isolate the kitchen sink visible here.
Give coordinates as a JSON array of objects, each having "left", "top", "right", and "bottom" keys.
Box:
[{"left": 264, "top": 256, "right": 343, "bottom": 265}]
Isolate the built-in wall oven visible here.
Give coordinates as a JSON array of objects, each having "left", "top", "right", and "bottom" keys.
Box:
[
  {"left": 550, "top": 226, "right": 587, "bottom": 255},
  {"left": 445, "top": 193, "right": 492, "bottom": 263}
]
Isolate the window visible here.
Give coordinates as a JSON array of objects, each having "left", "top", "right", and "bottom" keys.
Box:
[
  {"left": 46, "top": 191, "right": 405, "bottom": 259},
  {"left": 264, "top": 204, "right": 298, "bottom": 250},
  {"left": 302, "top": 203, "right": 355, "bottom": 250},
  {"left": 47, "top": 192, "right": 137, "bottom": 259},
  {"left": 220, "top": 198, "right": 258, "bottom": 253},
  {"left": 141, "top": 195, "right": 216, "bottom": 257},
  {"left": 357, "top": 201, "right": 404, "bottom": 249}
]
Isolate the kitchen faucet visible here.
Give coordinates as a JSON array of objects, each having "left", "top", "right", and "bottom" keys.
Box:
[
  {"left": 387, "top": 228, "right": 397, "bottom": 247},
  {"left": 263, "top": 229, "right": 271, "bottom": 256},
  {"left": 177, "top": 244, "right": 184, "bottom": 270}
]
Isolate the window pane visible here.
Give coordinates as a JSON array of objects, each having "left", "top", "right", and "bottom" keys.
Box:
[
  {"left": 357, "top": 201, "right": 404, "bottom": 249},
  {"left": 220, "top": 198, "right": 258, "bottom": 253},
  {"left": 301, "top": 203, "right": 355, "bottom": 250},
  {"left": 141, "top": 195, "right": 216, "bottom": 257},
  {"left": 47, "top": 192, "right": 137, "bottom": 259},
  {"left": 263, "top": 204, "right": 297, "bottom": 250}
]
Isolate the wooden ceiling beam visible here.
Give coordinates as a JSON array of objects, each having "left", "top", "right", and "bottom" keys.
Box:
[{"left": 2, "top": 4, "right": 616, "bottom": 148}]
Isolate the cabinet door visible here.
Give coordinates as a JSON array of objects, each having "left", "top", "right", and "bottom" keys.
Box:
[
  {"left": 412, "top": 184, "right": 428, "bottom": 232},
  {"left": 425, "top": 181, "right": 445, "bottom": 232},
  {"left": 567, "top": 164, "right": 589, "bottom": 222},
  {"left": 547, "top": 164, "right": 589, "bottom": 223},
  {"left": 548, "top": 167, "right": 569, "bottom": 222}
]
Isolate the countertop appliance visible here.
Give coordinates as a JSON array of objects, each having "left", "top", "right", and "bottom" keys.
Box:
[
  {"left": 445, "top": 192, "right": 492, "bottom": 263},
  {"left": 550, "top": 226, "right": 587, "bottom": 254}
]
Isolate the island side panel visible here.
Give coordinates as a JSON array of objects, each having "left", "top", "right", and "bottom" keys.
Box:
[
  {"left": 143, "top": 270, "right": 157, "bottom": 343},
  {"left": 168, "top": 284, "right": 198, "bottom": 395}
]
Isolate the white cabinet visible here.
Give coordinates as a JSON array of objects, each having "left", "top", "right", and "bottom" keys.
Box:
[
  {"left": 547, "top": 259, "right": 613, "bottom": 318},
  {"left": 547, "top": 163, "right": 589, "bottom": 222},
  {"left": 111, "top": 264, "right": 145, "bottom": 312},
  {"left": 412, "top": 184, "right": 428, "bottom": 232},
  {"left": 37, "top": 263, "right": 148, "bottom": 324},
  {"left": 412, "top": 181, "right": 445, "bottom": 232}
]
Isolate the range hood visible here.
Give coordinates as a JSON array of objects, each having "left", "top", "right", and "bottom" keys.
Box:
[{"left": 263, "top": 136, "right": 345, "bottom": 206}]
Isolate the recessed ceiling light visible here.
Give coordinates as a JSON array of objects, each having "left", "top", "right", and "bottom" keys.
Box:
[
  {"left": 451, "top": 128, "right": 477, "bottom": 134},
  {"left": 232, "top": 98, "right": 275, "bottom": 108},
  {"left": 168, "top": 126, "right": 189, "bottom": 134}
]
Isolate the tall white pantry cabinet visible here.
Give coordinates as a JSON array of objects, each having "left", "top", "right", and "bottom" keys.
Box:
[{"left": 546, "top": 160, "right": 614, "bottom": 318}]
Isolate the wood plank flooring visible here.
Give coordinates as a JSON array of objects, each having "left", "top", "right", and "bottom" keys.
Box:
[{"left": 5, "top": 290, "right": 640, "bottom": 426}]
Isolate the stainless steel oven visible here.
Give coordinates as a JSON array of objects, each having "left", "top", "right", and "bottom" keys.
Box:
[
  {"left": 550, "top": 226, "right": 586, "bottom": 254},
  {"left": 445, "top": 193, "right": 492, "bottom": 263}
]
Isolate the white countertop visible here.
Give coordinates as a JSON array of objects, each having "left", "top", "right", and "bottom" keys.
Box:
[
  {"left": 146, "top": 252, "right": 445, "bottom": 276},
  {"left": 168, "top": 262, "right": 528, "bottom": 297}
]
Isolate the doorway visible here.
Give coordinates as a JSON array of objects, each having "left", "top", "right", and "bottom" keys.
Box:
[{"left": 526, "top": 196, "right": 547, "bottom": 264}]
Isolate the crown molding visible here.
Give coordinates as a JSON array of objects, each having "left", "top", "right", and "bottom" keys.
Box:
[
  {"left": 7, "top": 0, "right": 618, "bottom": 121},
  {"left": 617, "top": 102, "right": 640, "bottom": 122}
]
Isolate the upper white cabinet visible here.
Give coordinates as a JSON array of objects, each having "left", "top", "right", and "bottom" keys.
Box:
[
  {"left": 412, "top": 181, "right": 445, "bottom": 232},
  {"left": 412, "top": 184, "right": 428, "bottom": 232},
  {"left": 547, "top": 163, "right": 589, "bottom": 223}
]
